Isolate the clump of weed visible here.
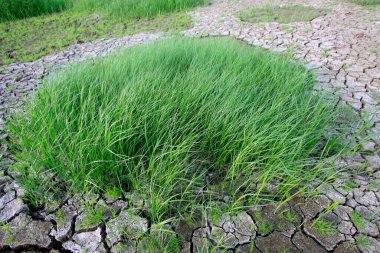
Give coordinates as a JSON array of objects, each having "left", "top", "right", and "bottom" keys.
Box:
[
  {"left": 350, "top": 211, "right": 367, "bottom": 229},
  {"left": 8, "top": 37, "right": 356, "bottom": 223},
  {"left": 279, "top": 209, "right": 299, "bottom": 223},
  {"left": 356, "top": 235, "right": 372, "bottom": 248},
  {"left": 238, "top": 4, "right": 328, "bottom": 24},
  {"left": 322, "top": 48, "right": 330, "bottom": 57},
  {"left": 76, "top": 207, "right": 105, "bottom": 230},
  {"left": 141, "top": 224, "right": 181, "bottom": 253},
  {"left": 367, "top": 180, "right": 380, "bottom": 191},
  {"left": 312, "top": 219, "right": 337, "bottom": 234},
  {"left": 347, "top": 0, "right": 380, "bottom": 5},
  {"left": 258, "top": 221, "right": 275, "bottom": 234},
  {"left": 105, "top": 187, "right": 122, "bottom": 200},
  {"left": 343, "top": 180, "right": 358, "bottom": 190}
]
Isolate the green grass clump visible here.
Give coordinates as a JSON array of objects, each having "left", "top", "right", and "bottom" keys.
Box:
[
  {"left": 8, "top": 38, "right": 349, "bottom": 222},
  {"left": 343, "top": 180, "right": 358, "bottom": 190},
  {"left": 279, "top": 209, "right": 299, "bottom": 223},
  {"left": 312, "top": 220, "right": 337, "bottom": 234},
  {"left": 367, "top": 180, "right": 380, "bottom": 191},
  {"left": 0, "top": 0, "right": 69, "bottom": 22},
  {"left": 347, "top": 0, "right": 380, "bottom": 5},
  {"left": 238, "top": 4, "right": 328, "bottom": 24},
  {"left": 356, "top": 235, "right": 372, "bottom": 248},
  {"left": 350, "top": 211, "right": 366, "bottom": 229}
]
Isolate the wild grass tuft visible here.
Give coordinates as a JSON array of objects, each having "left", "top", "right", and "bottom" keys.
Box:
[
  {"left": 350, "top": 211, "right": 366, "bottom": 229},
  {"left": 8, "top": 37, "right": 355, "bottom": 222},
  {"left": 356, "top": 235, "right": 372, "bottom": 248},
  {"left": 312, "top": 219, "right": 337, "bottom": 234}
]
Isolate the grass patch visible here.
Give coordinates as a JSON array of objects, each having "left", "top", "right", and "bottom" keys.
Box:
[
  {"left": 350, "top": 211, "right": 367, "bottom": 229},
  {"left": 322, "top": 48, "right": 330, "bottom": 58},
  {"left": 238, "top": 4, "right": 328, "bottom": 24},
  {"left": 367, "top": 180, "right": 380, "bottom": 191},
  {"left": 0, "top": 0, "right": 68, "bottom": 22},
  {"left": 0, "top": 11, "right": 191, "bottom": 64},
  {"left": 105, "top": 187, "right": 122, "bottom": 200},
  {"left": 71, "top": 0, "right": 207, "bottom": 20},
  {"left": 8, "top": 37, "right": 353, "bottom": 223},
  {"left": 138, "top": 233, "right": 181, "bottom": 253},
  {"left": 356, "top": 235, "right": 372, "bottom": 248},
  {"left": 343, "top": 180, "right": 358, "bottom": 190},
  {"left": 347, "top": 0, "right": 380, "bottom": 5},
  {"left": 258, "top": 221, "right": 275, "bottom": 234},
  {"left": 279, "top": 209, "right": 299, "bottom": 223},
  {"left": 0, "top": 0, "right": 207, "bottom": 64},
  {"left": 0, "top": 0, "right": 207, "bottom": 22},
  {"left": 312, "top": 219, "right": 337, "bottom": 234},
  {"left": 253, "top": 210, "right": 275, "bottom": 234}
]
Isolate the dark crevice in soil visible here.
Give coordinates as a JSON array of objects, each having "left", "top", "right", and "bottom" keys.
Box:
[
  {"left": 189, "top": 226, "right": 202, "bottom": 253},
  {"left": 70, "top": 214, "right": 78, "bottom": 237},
  {"left": 48, "top": 235, "right": 72, "bottom": 253},
  {"left": 288, "top": 226, "right": 301, "bottom": 250},
  {"left": 139, "top": 209, "right": 153, "bottom": 232},
  {"left": 100, "top": 222, "right": 111, "bottom": 253}
]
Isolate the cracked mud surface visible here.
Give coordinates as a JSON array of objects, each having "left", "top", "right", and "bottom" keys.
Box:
[{"left": 1, "top": 0, "right": 380, "bottom": 252}]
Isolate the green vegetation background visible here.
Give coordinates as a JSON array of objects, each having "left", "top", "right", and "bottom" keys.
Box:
[{"left": 0, "top": 0, "right": 208, "bottom": 64}]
